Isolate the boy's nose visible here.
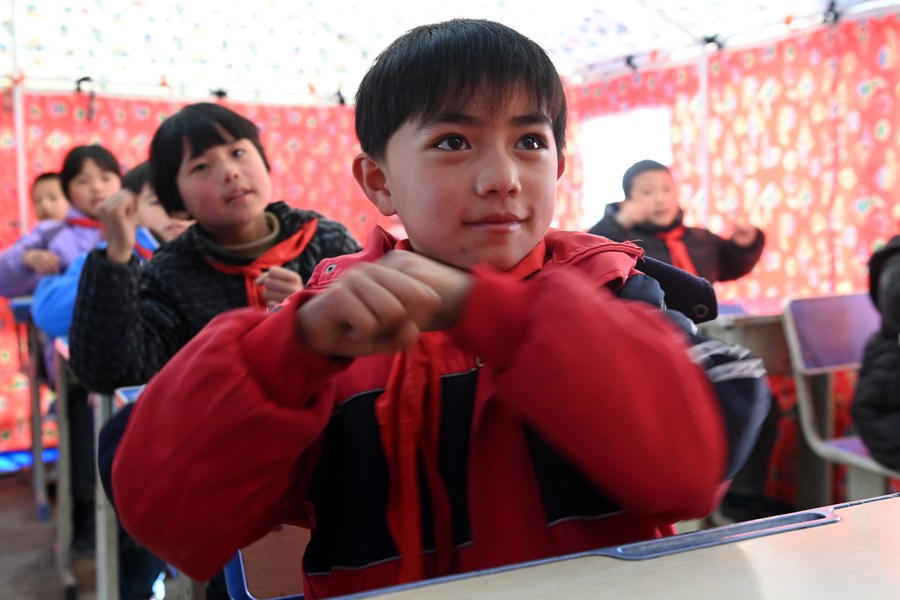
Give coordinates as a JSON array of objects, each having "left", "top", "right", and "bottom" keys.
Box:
[
  {"left": 221, "top": 160, "right": 241, "bottom": 182},
  {"left": 475, "top": 153, "right": 521, "bottom": 198}
]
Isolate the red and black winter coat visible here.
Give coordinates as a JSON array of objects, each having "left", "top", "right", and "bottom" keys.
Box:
[
  {"left": 588, "top": 203, "right": 764, "bottom": 283},
  {"left": 108, "top": 227, "right": 769, "bottom": 599}
]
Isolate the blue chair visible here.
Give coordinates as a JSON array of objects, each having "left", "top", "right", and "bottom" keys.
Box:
[
  {"left": 224, "top": 524, "right": 309, "bottom": 600},
  {"left": 782, "top": 292, "right": 900, "bottom": 506}
]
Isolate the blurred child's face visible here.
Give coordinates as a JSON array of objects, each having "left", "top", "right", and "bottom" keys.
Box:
[
  {"left": 628, "top": 169, "right": 679, "bottom": 228},
  {"left": 134, "top": 183, "right": 193, "bottom": 243},
  {"left": 32, "top": 178, "right": 69, "bottom": 221},
  {"left": 175, "top": 132, "right": 271, "bottom": 245},
  {"left": 67, "top": 159, "right": 122, "bottom": 217},
  {"left": 361, "top": 86, "right": 564, "bottom": 271}
]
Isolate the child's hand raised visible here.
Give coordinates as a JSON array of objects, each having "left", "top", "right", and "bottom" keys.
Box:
[
  {"left": 22, "top": 249, "right": 61, "bottom": 275},
  {"left": 97, "top": 189, "right": 140, "bottom": 263},
  {"left": 296, "top": 260, "right": 447, "bottom": 358},
  {"left": 731, "top": 220, "right": 759, "bottom": 247},
  {"left": 616, "top": 198, "right": 650, "bottom": 229},
  {"left": 256, "top": 266, "right": 304, "bottom": 308}
]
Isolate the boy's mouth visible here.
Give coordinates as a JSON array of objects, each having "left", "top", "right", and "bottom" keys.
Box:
[
  {"left": 225, "top": 189, "right": 252, "bottom": 203},
  {"left": 467, "top": 213, "right": 525, "bottom": 232}
]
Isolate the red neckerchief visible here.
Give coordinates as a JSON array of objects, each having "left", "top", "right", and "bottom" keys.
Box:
[
  {"left": 376, "top": 239, "right": 547, "bottom": 583},
  {"left": 134, "top": 242, "right": 154, "bottom": 261},
  {"left": 656, "top": 225, "right": 698, "bottom": 275},
  {"left": 65, "top": 216, "right": 102, "bottom": 228},
  {"left": 205, "top": 218, "right": 318, "bottom": 307}
]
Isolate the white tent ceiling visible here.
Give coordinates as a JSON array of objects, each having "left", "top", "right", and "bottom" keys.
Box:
[{"left": 0, "top": 0, "right": 893, "bottom": 104}]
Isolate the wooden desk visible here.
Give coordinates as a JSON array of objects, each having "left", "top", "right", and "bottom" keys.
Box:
[
  {"left": 344, "top": 494, "right": 900, "bottom": 599},
  {"left": 9, "top": 295, "right": 51, "bottom": 522}
]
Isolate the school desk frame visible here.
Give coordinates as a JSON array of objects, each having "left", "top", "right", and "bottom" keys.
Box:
[
  {"left": 781, "top": 293, "right": 900, "bottom": 508},
  {"left": 9, "top": 295, "right": 52, "bottom": 522}
]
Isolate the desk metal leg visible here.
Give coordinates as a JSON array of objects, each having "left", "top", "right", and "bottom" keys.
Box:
[
  {"left": 93, "top": 392, "right": 118, "bottom": 600},
  {"left": 29, "top": 371, "right": 49, "bottom": 521},
  {"left": 166, "top": 571, "right": 207, "bottom": 600},
  {"left": 54, "top": 351, "right": 77, "bottom": 598},
  {"left": 24, "top": 322, "right": 50, "bottom": 521},
  {"left": 795, "top": 374, "right": 834, "bottom": 510}
]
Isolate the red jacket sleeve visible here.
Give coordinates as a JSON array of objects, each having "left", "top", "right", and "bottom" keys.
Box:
[
  {"left": 454, "top": 266, "right": 727, "bottom": 522},
  {"left": 112, "top": 292, "right": 345, "bottom": 580}
]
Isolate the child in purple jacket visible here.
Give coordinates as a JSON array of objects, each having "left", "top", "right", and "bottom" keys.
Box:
[{"left": 0, "top": 145, "right": 122, "bottom": 298}]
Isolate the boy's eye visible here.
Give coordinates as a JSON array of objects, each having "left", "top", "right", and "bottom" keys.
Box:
[
  {"left": 436, "top": 136, "right": 469, "bottom": 151},
  {"left": 190, "top": 163, "right": 208, "bottom": 174},
  {"left": 516, "top": 135, "right": 548, "bottom": 151},
  {"left": 233, "top": 148, "right": 245, "bottom": 158}
]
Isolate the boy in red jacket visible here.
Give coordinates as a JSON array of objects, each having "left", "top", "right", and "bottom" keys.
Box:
[{"left": 109, "top": 19, "right": 768, "bottom": 599}]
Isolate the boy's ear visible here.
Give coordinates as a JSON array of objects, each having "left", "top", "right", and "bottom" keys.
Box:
[
  {"left": 557, "top": 155, "right": 566, "bottom": 180},
  {"left": 352, "top": 152, "right": 397, "bottom": 217}
]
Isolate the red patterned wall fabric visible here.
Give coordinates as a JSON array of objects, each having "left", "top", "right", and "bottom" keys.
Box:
[{"left": 1, "top": 14, "right": 899, "bottom": 452}]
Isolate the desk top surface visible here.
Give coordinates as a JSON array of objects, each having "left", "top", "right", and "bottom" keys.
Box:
[{"left": 355, "top": 495, "right": 900, "bottom": 600}]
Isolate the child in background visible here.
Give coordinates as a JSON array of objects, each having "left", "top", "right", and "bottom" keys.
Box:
[
  {"left": 71, "top": 103, "right": 360, "bottom": 599},
  {"left": 31, "top": 162, "right": 193, "bottom": 341},
  {"left": 69, "top": 103, "right": 361, "bottom": 397},
  {"left": 31, "top": 172, "right": 70, "bottom": 222},
  {"left": 852, "top": 235, "right": 900, "bottom": 472},
  {"left": 0, "top": 145, "right": 121, "bottom": 299},
  {"left": 0, "top": 145, "right": 123, "bottom": 553},
  {"left": 588, "top": 159, "right": 765, "bottom": 283},
  {"left": 44, "top": 160, "right": 191, "bottom": 600},
  {"left": 107, "top": 20, "right": 769, "bottom": 599}
]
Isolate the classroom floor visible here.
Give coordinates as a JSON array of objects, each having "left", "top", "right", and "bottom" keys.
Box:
[{"left": 0, "top": 472, "right": 96, "bottom": 600}]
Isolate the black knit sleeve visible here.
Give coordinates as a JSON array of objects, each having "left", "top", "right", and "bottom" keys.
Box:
[{"left": 69, "top": 249, "right": 189, "bottom": 393}]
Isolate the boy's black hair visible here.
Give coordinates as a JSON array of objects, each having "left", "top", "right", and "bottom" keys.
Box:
[
  {"left": 622, "top": 159, "right": 670, "bottom": 197},
  {"left": 122, "top": 161, "right": 152, "bottom": 195},
  {"left": 31, "top": 172, "right": 61, "bottom": 193},
  {"left": 354, "top": 19, "right": 567, "bottom": 160},
  {"left": 149, "top": 102, "right": 271, "bottom": 214},
  {"left": 59, "top": 145, "right": 121, "bottom": 202}
]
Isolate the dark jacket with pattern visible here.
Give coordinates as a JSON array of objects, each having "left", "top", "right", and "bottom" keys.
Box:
[
  {"left": 852, "top": 235, "right": 900, "bottom": 470},
  {"left": 588, "top": 203, "right": 765, "bottom": 283},
  {"left": 69, "top": 201, "right": 361, "bottom": 393}
]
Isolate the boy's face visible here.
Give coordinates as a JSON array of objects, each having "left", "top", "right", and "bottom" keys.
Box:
[
  {"left": 175, "top": 131, "right": 271, "bottom": 245},
  {"left": 32, "top": 178, "right": 69, "bottom": 221},
  {"left": 628, "top": 169, "right": 679, "bottom": 228},
  {"left": 134, "top": 183, "right": 193, "bottom": 243},
  {"left": 356, "top": 87, "right": 564, "bottom": 271},
  {"left": 68, "top": 159, "right": 122, "bottom": 217}
]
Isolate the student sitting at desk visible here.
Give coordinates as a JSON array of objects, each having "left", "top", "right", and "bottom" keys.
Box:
[
  {"left": 587, "top": 159, "right": 765, "bottom": 283},
  {"left": 32, "top": 162, "right": 193, "bottom": 598},
  {"left": 106, "top": 20, "right": 770, "bottom": 600},
  {"left": 852, "top": 235, "right": 900, "bottom": 472},
  {"left": 71, "top": 103, "right": 361, "bottom": 599},
  {"left": 0, "top": 145, "right": 121, "bottom": 299},
  {"left": 68, "top": 102, "right": 361, "bottom": 396}
]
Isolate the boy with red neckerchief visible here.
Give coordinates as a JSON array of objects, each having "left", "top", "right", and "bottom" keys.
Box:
[{"left": 108, "top": 20, "right": 769, "bottom": 599}]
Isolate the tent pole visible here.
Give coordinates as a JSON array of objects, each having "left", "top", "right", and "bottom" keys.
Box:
[
  {"left": 698, "top": 42, "right": 710, "bottom": 224},
  {"left": 10, "top": 0, "right": 29, "bottom": 236}
]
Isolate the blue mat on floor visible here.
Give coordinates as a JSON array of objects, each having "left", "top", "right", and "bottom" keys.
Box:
[{"left": 0, "top": 448, "right": 59, "bottom": 475}]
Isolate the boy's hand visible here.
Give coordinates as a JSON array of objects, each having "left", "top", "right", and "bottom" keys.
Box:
[
  {"left": 731, "top": 221, "right": 758, "bottom": 247},
  {"left": 97, "top": 189, "right": 139, "bottom": 263},
  {"left": 616, "top": 198, "right": 650, "bottom": 229},
  {"left": 22, "top": 249, "right": 61, "bottom": 275},
  {"left": 256, "top": 266, "right": 304, "bottom": 308},
  {"left": 377, "top": 251, "right": 474, "bottom": 331},
  {"left": 296, "top": 261, "right": 445, "bottom": 358}
]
